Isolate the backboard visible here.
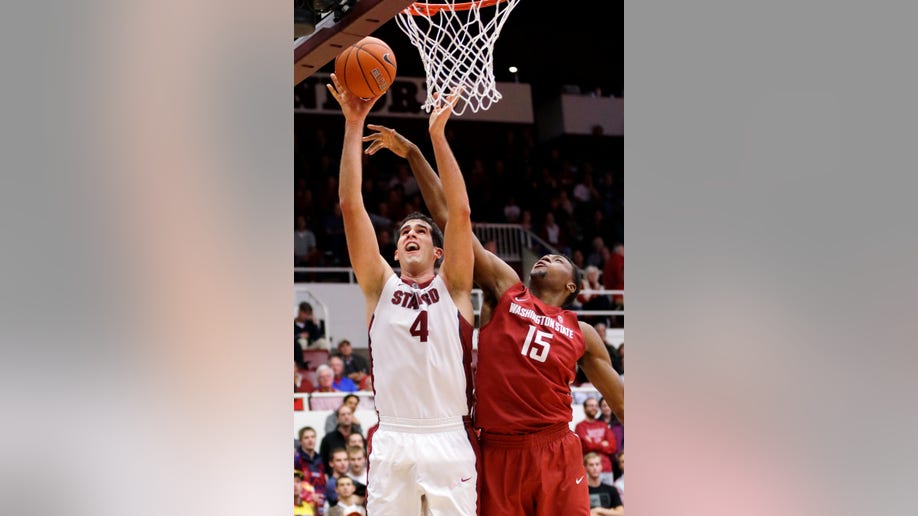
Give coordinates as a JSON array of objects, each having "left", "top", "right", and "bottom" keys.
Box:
[{"left": 295, "top": 0, "right": 416, "bottom": 86}]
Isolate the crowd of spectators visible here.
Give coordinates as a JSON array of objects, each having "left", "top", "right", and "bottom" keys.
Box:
[{"left": 295, "top": 337, "right": 624, "bottom": 514}]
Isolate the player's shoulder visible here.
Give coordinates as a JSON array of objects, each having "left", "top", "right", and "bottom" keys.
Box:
[{"left": 577, "top": 319, "right": 598, "bottom": 335}]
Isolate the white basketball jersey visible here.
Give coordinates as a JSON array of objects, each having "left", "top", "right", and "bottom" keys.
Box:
[{"left": 369, "top": 274, "right": 474, "bottom": 419}]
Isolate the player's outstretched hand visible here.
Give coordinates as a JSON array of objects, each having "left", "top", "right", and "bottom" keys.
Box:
[
  {"left": 428, "top": 90, "right": 461, "bottom": 136},
  {"left": 363, "top": 124, "right": 413, "bottom": 158},
  {"left": 326, "top": 73, "right": 380, "bottom": 122}
]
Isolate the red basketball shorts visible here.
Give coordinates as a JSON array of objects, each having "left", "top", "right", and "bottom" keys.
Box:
[{"left": 478, "top": 422, "right": 589, "bottom": 516}]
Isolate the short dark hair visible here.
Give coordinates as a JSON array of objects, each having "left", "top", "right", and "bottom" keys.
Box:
[
  {"left": 562, "top": 255, "right": 582, "bottom": 307},
  {"left": 342, "top": 393, "right": 359, "bottom": 405},
  {"left": 395, "top": 212, "right": 444, "bottom": 267},
  {"left": 298, "top": 301, "right": 312, "bottom": 313},
  {"left": 396, "top": 212, "right": 443, "bottom": 249},
  {"left": 298, "top": 426, "right": 316, "bottom": 440}
]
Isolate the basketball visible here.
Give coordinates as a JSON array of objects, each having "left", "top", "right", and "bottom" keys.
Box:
[{"left": 334, "top": 36, "right": 397, "bottom": 100}]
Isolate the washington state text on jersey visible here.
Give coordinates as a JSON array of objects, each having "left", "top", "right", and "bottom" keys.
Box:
[{"left": 508, "top": 302, "right": 576, "bottom": 338}]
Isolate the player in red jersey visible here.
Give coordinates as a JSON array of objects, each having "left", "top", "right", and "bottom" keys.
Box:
[{"left": 364, "top": 125, "right": 625, "bottom": 516}]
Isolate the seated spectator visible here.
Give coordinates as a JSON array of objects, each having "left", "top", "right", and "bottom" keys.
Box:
[
  {"left": 295, "top": 427, "right": 327, "bottom": 510},
  {"left": 314, "top": 364, "right": 339, "bottom": 393},
  {"left": 320, "top": 405, "right": 357, "bottom": 468},
  {"left": 539, "top": 212, "right": 565, "bottom": 252},
  {"left": 577, "top": 265, "right": 613, "bottom": 324},
  {"left": 376, "top": 228, "right": 397, "bottom": 267},
  {"left": 575, "top": 398, "right": 617, "bottom": 485},
  {"left": 323, "top": 448, "right": 352, "bottom": 510},
  {"left": 295, "top": 341, "right": 306, "bottom": 370},
  {"left": 572, "top": 249, "right": 586, "bottom": 270},
  {"left": 336, "top": 340, "right": 369, "bottom": 387},
  {"left": 294, "top": 470, "right": 317, "bottom": 515},
  {"left": 295, "top": 362, "right": 314, "bottom": 393},
  {"left": 584, "top": 452, "right": 624, "bottom": 515},
  {"left": 599, "top": 396, "right": 624, "bottom": 455},
  {"left": 325, "top": 476, "right": 366, "bottom": 516},
  {"left": 325, "top": 394, "right": 364, "bottom": 435},
  {"left": 577, "top": 325, "right": 622, "bottom": 384},
  {"left": 502, "top": 195, "right": 521, "bottom": 222},
  {"left": 358, "top": 374, "right": 373, "bottom": 392},
  {"left": 295, "top": 215, "right": 321, "bottom": 267},
  {"left": 347, "top": 432, "right": 366, "bottom": 452},
  {"left": 328, "top": 356, "right": 358, "bottom": 392},
  {"left": 346, "top": 445, "right": 368, "bottom": 497},
  {"left": 596, "top": 324, "right": 623, "bottom": 375},
  {"left": 519, "top": 209, "right": 533, "bottom": 233},
  {"left": 603, "top": 243, "right": 624, "bottom": 309},
  {"left": 296, "top": 302, "right": 328, "bottom": 351},
  {"left": 586, "top": 237, "right": 608, "bottom": 270},
  {"left": 613, "top": 452, "right": 625, "bottom": 504},
  {"left": 369, "top": 201, "right": 392, "bottom": 232}
]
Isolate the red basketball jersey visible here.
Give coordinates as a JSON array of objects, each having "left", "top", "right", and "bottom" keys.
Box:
[{"left": 474, "top": 282, "right": 585, "bottom": 435}]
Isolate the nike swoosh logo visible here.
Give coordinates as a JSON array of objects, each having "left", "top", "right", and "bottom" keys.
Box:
[
  {"left": 576, "top": 476, "right": 585, "bottom": 484},
  {"left": 461, "top": 476, "right": 472, "bottom": 482},
  {"left": 383, "top": 53, "right": 394, "bottom": 66},
  {"left": 514, "top": 295, "right": 527, "bottom": 302}
]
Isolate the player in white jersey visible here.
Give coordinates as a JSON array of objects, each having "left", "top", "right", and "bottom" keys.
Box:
[{"left": 327, "top": 77, "right": 479, "bottom": 515}]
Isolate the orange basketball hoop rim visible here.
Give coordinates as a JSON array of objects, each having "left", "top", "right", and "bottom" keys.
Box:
[{"left": 405, "top": 0, "right": 508, "bottom": 17}]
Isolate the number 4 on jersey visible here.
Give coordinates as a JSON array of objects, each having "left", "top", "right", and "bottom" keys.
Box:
[
  {"left": 410, "top": 311, "right": 429, "bottom": 342},
  {"left": 521, "top": 325, "right": 552, "bottom": 362}
]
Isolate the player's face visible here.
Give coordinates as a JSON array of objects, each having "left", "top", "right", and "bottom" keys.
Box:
[
  {"left": 530, "top": 254, "right": 575, "bottom": 289},
  {"left": 299, "top": 430, "right": 316, "bottom": 451},
  {"left": 396, "top": 220, "right": 441, "bottom": 268},
  {"left": 586, "top": 457, "right": 603, "bottom": 478}
]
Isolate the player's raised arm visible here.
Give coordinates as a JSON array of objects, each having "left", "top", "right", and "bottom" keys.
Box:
[
  {"left": 426, "top": 95, "right": 474, "bottom": 319},
  {"left": 578, "top": 322, "right": 624, "bottom": 424},
  {"left": 363, "top": 122, "right": 519, "bottom": 301},
  {"left": 327, "top": 74, "right": 392, "bottom": 303}
]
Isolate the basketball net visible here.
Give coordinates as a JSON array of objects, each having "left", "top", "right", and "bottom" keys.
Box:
[{"left": 396, "top": 0, "right": 522, "bottom": 115}]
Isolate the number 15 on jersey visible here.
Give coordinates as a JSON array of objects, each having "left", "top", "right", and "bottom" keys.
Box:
[{"left": 521, "top": 325, "right": 552, "bottom": 362}]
